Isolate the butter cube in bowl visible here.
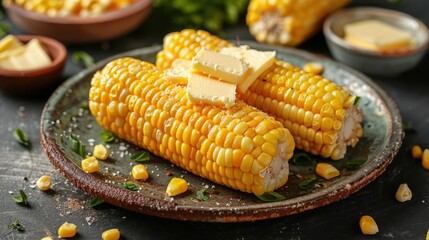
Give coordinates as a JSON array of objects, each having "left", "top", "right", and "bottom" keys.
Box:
[
  {"left": 323, "top": 7, "right": 428, "bottom": 76},
  {"left": 0, "top": 35, "right": 66, "bottom": 94}
]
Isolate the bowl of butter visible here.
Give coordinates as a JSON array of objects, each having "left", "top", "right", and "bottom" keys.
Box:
[
  {"left": 0, "top": 35, "right": 67, "bottom": 94},
  {"left": 323, "top": 7, "right": 428, "bottom": 76}
]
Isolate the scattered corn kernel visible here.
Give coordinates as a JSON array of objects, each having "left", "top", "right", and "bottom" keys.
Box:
[
  {"left": 422, "top": 149, "right": 429, "bottom": 170},
  {"left": 426, "top": 229, "right": 429, "bottom": 240},
  {"left": 411, "top": 145, "right": 423, "bottom": 159},
  {"left": 81, "top": 156, "right": 99, "bottom": 173},
  {"left": 41, "top": 237, "right": 54, "bottom": 240},
  {"left": 58, "top": 222, "right": 77, "bottom": 238},
  {"left": 315, "top": 163, "right": 340, "bottom": 180},
  {"left": 102, "top": 228, "right": 120, "bottom": 240},
  {"left": 395, "top": 183, "right": 412, "bottom": 202},
  {"left": 132, "top": 164, "right": 149, "bottom": 181},
  {"left": 36, "top": 175, "right": 51, "bottom": 191},
  {"left": 166, "top": 177, "right": 188, "bottom": 197},
  {"left": 359, "top": 215, "right": 379, "bottom": 235},
  {"left": 303, "top": 62, "right": 324, "bottom": 75},
  {"left": 93, "top": 144, "right": 109, "bottom": 160}
]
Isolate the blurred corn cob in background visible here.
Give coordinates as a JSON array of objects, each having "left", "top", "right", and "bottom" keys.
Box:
[
  {"left": 156, "top": 29, "right": 363, "bottom": 160},
  {"left": 246, "top": 0, "right": 350, "bottom": 46},
  {"left": 89, "top": 57, "right": 295, "bottom": 195}
]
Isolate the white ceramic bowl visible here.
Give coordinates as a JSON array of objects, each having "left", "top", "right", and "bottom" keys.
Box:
[{"left": 323, "top": 7, "right": 428, "bottom": 77}]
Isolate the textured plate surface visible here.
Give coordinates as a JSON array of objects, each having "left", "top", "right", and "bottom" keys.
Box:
[{"left": 40, "top": 43, "right": 403, "bottom": 222}]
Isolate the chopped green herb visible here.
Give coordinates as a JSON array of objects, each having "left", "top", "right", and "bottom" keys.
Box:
[
  {"left": 344, "top": 159, "right": 367, "bottom": 170},
  {"left": 13, "top": 128, "right": 30, "bottom": 147},
  {"left": 403, "top": 122, "right": 415, "bottom": 132},
  {"left": 196, "top": 188, "right": 209, "bottom": 201},
  {"left": 89, "top": 196, "right": 105, "bottom": 208},
  {"left": 12, "top": 190, "right": 28, "bottom": 206},
  {"left": 353, "top": 96, "right": 361, "bottom": 105},
  {"left": 101, "top": 130, "right": 115, "bottom": 143},
  {"left": 130, "top": 151, "right": 150, "bottom": 163},
  {"left": 72, "top": 51, "right": 94, "bottom": 68},
  {"left": 298, "top": 175, "right": 323, "bottom": 190},
  {"left": 9, "top": 219, "right": 25, "bottom": 231},
  {"left": 69, "top": 134, "right": 86, "bottom": 157},
  {"left": 290, "top": 153, "right": 314, "bottom": 166},
  {"left": 0, "top": 22, "right": 9, "bottom": 38},
  {"left": 121, "top": 181, "right": 139, "bottom": 191},
  {"left": 80, "top": 101, "right": 89, "bottom": 110},
  {"left": 256, "top": 192, "right": 286, "bottom": 202}
]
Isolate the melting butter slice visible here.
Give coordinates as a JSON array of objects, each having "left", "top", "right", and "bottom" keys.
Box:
[
  {"left": 187, "top": 73, "right": 236, "bottom": 107},
  {"left": 220, "top": 46, "right": 275, "bottom": 93},
  {"left": 192, "top": 48, "right": 249, "bottom": 84},
  {"left": 344, "top": 20, "right": 412, "bottom": 51},
  {"left": 164, "top": 59, "right": 192, "bottom": 85},
  {"left": 0, "top": 35, "right": 24, "bottom": 52}
]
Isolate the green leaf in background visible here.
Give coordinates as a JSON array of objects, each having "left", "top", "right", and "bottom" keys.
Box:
[
  {"left": 13, "top": 128, "right": 30, "bottom": 147},
  {"left": 130, "top": 151, "right": 150, "bottom": 163},
  {"left": 196, "top": 188, "right": 209, "bottom": 201},
  {"left": 0, "top": 22, "right": 9, "bottom": 38},
  {"left": 72, "top": 51, "right": 94, "bottom": 68},
  {"left": 89, "top": 196, "right": 105, "bottom": 208},
  {"left": 69, "top": 134, "right": 86, "bottom": 157},
  {"left": 9, "top": 219, "right": 25, "bottom": 231},
  {"left": 12, "top": 190, "right": 28, "bottom": 206},
  {"left": 256, "top": 192, "right": 286, "bottom": 202}
]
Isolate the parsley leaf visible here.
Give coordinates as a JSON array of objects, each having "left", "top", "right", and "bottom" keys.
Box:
[
  {"left": 101, "top": 131, "right": 115, "bottom": 143},
  {"left": 13, "top": 128, "right": 30, "bottom": 147},
  {"left": 130, "top": 151, "right": 149, "bottom": 163},
  {"left": 256, "top": 192, "right": 286, "bottom": 202},
  {"left": 9, "top": 219, "right": 25, "bottom": 231},
  {"left": 89, "top": 196, "right": 105, "bottom": 208},
  {"left": 345, "top": 159, "right": 367, "bottom": 170},
  {"left": 196, "top": 188, "right": 209, "bottom": 201},
  {"left": 121, "top": 181, "right": 139, "bottom": 191},
  {"left": 12, "top": 190, "right": 28, "bottom": 206},
  {"left": 298, "top": 175, "right": 324, "bottom": 190}
]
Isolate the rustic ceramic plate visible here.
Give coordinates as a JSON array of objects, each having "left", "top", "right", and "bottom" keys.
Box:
[{"left": 40, "top": 43, "right": 403, "bottom": 222}]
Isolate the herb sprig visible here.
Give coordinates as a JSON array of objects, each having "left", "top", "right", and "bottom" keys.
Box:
[
  {"left": 196, "top": 188, "right": 209, "bottom": 201},
  {"left": 130, "top": 151, "right": 150, "bottom": 163},
  {"left": 12, "top": 190, "right": 28, "bottom": 206},
  {"left": 256, "top": 192, "right": 286, "bottom": 202},
  {"left": 13, "top": 128, "right": 31, "bottom": 147},
  {"left": 9, "top": 219, "right": 25, "bottom": 231},
  {"left": 89, "top": 196, "right": 105, "bottom": 208}
]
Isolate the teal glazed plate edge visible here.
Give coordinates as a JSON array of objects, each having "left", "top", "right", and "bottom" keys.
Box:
[{"left": 40, "top": 43, "right": 404, "bottom": 222}]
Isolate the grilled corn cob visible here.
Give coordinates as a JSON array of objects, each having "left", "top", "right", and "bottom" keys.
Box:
[
  {"left": 89, "top": 58, "right": 295, "bottom": 195},
  {"left": 156, "top": 29, "right": 363, "bottom": 160},
  {"left": 246, "top": 0, "right": 350, "bottom": 46}
]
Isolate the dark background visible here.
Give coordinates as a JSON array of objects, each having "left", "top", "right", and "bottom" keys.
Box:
[{"left": 1, "top": 0, "right": 428, "bottom": 239}]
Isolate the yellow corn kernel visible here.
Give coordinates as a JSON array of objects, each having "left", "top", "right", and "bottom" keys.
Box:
[
  {"left": 132, "top": 164, "right": 149, "bottom": 181},
  {"left": 93, "top": 144, "right": 109, "bottom": 160},
  {"left": 411, "top": 145, "right": 422, "bottom": 159},
  {"left": 426, "top": 229, "right": 429, "bottom": 240},
  {"left": 303, "top": 62, "right": 324, "bottom": 75},
  {"left": 359, "top": 215, "right": 379, "bottom": 235},
  {"left": 102, "top": 228, "right": 121, "bottom": 240},
  {"left": 422, "top": 149, "right": 429, "bottom": 170},
  {"left": 81, "top": 156, "right": 99, "bottom": 173},
  {"left": 41, "top": 237, "right": 54, "bottom": 240},
  {"left": 395, "top": 183, "right": 412, "bottom": 202},
  {"left": 166, "top": 177, "right": 188, "bottom": 197},
  {"left": 36, "top": 175, "right": 51, "bottom": 191},
  {"left": 315, "top": 163, "right": 340, "bottom": 180},
  {"left": 58, "top": 222, "right": 77, "bottom": 238}
]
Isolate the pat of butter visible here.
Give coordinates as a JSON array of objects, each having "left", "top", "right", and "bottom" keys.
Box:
[
  {"left": 0, "top": 35, "right": 24, "bottom": 52},
  {"left": 220, "top": 46, "right": 275, "bottom": 93},
  {"left": 192, "top": 48, "right": 249, "bottom": 84},
  {"left": 164, "top": 59, "right": 192, "bottom": 85},
  {"left": 0, "top": 39, "right": 52, "bottom": 71},
  {"left": 187, "top": 73, "right": 236, "bottom": 107},
  {"left": 344, "top": 20, "right": 412, "bottom": 51}
]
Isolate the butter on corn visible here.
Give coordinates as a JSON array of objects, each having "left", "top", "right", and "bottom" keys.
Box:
[
  {"left": 58, "top": 222, "right": 77, "bottom": 238},
  {"left": 359, "top": 215, "right": 379, "bottom": 235},
  {"left": 166, "top": 177, "right": 188, "bottom": 197}
]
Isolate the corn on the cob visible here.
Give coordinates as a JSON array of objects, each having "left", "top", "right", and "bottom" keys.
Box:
[
  {"left": 89, "top": 58, "right": 295, "bottom": 195},
  {"left": 246, "top": 0, "right": 350, "bottom": 46},
  {"left": 156, "top": 29, "right": 363, "bottom": 160}
]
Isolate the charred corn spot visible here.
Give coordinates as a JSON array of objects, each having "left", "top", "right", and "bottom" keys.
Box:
[
  {"left": 412, "top": 145, "right": 423, "bottom": 159},
  {"left": 395, "top": 183, "right": 412, "bottom": 202},
  {"left": 58, "top": 222, "right": 77, "bottom": 238},
  {"left": 359, "top": 215, "right": 379, "bottom": 235},
  {"left": 132, "top": 164, "right": 149, "bottom": 180},
  {"left": 422, "top": 149, "right": 429, "bottom": 170},
  {"left": 36, "top": 175, "right": 51, "bottom": 191},
  {"left": 166, "top": 177, "right": 188, "bottom": 197},
  {"left": 315, "top": 163, "right": 340, "bottom": 180},
  {"left": 89, "top": 58, "right": 295, "bottom": 195},
  {"left": 81, "top": 156, "right": 99, "bottom": 173},
  {"left": 156, "top": 30, "right": 363, "bottom": 160},
  {"left": 93, "top": 144, "right": 109, "bottom": 160},
  {"left": 102, "top": 228, "right": 121, "bottom": 240}
]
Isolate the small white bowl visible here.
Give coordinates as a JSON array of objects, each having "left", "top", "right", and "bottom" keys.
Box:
[{"left": 323, "top": 7, "right": 428, "bottom": 77}]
